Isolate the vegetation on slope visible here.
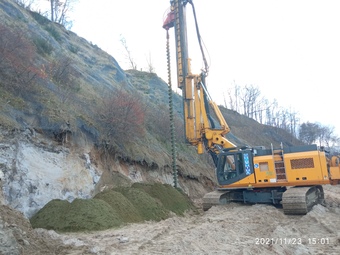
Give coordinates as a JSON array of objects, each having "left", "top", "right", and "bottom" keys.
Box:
[{"left": 0, "top": 0, "right": 307, "bottom": 190}]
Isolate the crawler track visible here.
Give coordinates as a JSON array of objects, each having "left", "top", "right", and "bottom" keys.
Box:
[
  {"left": 203, "top": 186, "right": 325, "bottom": 215},
  {"left": 282, "top": 185, "right": 324, "bottom": 215},
  {"left": 202, "top": 190, "right": 231, "bottom": 211}
]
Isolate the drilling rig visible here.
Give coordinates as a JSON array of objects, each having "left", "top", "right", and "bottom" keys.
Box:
[{"left": 163, "top": 0, "right": 340, "bottom": 214}]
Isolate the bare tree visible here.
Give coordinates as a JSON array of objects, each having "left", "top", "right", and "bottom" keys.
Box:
[
  {"left": 222, "top": 92, "right": 228, "bottom": 109},
  {"left": 226, "top": 81, "right": 240, "bottom": 111},
  {"left": 46, "top": 0, "right": 76, "bottom": 28},
  {"left": 145, "top": 103, "right": 184, "bottom": 142},
  {"left": 14, "top": 0, "right": 36, "bottom": 9},
  {"left": 145, "top": 51, "right": 155, "bottom": 73},
  {"left": 317, "top": 125, "right": 338, "bottom": 149},
  {"left": 223, "top": 82, "right": 300, "bottom": 138},
  {"left": 265, "top": 99, "right": 278, "bottom": 126},
  {"left": 45, "top": 56, "right": 80, "bottom": 103},
  {"left": 49, "top": 0, "right": 54, "bottom": 21},
  {"left": 99, "top": 88, "right": 145, "bottom": 144},
  {"left": 0, "top": 24, "right": 42, "bottom": 94},
  {"left": 287, "top": 107, "right": 299, "bottom": 138},
  {"left": 120, "top": 35, "right": 137, "bottom": 70},
  {"left": 248, "top": 85, "right": 261, "bottom": 119},
  {"left": 254, "top": 97, "right": 269, "bottom": 124},
  {"left": 239, "top": 84, "right": 261, "bottom": 118}
]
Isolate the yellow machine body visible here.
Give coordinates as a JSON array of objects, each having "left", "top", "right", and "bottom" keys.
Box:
[{"left": 220, "top": 149, "right": 336, "bottom": 190}]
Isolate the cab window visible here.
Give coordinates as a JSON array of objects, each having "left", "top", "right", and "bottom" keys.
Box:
[{"left": 236, "top": 153, "right": 244, "bottom": 174}]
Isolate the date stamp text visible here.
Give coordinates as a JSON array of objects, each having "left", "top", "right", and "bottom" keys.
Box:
[{"left": 255, "top": 237, "right": 330, "bottom": 245}]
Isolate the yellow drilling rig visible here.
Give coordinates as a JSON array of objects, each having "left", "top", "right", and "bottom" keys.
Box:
[{"left": 163, "top": 0, "right": 340, "bottom": 214}]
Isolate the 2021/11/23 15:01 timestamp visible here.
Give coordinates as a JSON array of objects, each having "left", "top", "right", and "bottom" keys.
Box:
[
  {"left": 255, "top": 238, "right": 331, "bottom": 245},
  {"left": 308, "top": 238, "right": 330, "bottom": 244}
]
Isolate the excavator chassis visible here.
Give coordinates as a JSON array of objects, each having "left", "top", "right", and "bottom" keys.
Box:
[{"left": 203, "top": 185, "right": 325, "bottom": 215}]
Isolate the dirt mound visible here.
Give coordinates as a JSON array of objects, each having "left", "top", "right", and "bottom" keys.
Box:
[
  {"left": 30, "top": 183, "right": 195, "bottom": 233},
  {"left": 94, "top": 190, "right": 143, "bottom": 223},
  {"left": 0, "top": 204, "right": 70, "bottom": 255},
  {"left": 323, "top": 185, "right": 340, "bottom": 213},
  {"left": 131, "top": 182, "right": 196, "bottom": 215},
  {"left": 29, "top": 199, "right": 70, "bottom": 231},
  {"left": 30, "top": 198, "right": 122, "bottom": 232},
  {"left": 114, "top": 186, "right": 169, "bottom": 222}
]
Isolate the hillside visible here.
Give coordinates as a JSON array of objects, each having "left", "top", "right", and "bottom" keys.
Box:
[
  {"left": 0, "top": 0, "right": 306, "bottom": 215},
  {"left": 1, "top": 2, "right": 340, "bottom": 255}
]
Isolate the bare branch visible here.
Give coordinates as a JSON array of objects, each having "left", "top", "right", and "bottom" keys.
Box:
[{"left": 120, "top": 35, "right": 137, "bottom": 70}]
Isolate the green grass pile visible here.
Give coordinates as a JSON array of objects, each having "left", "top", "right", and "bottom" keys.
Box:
[
  {"left": 114, "top": 187, "right": 169, "bottom": 222},
  {"left": 132, "top": 182, "right": 195, "bottom": 215},
  {"left": 30, "top": 183, "right": 196, "bottom": 232},
  {"left": 30, "top": 198, "right": 122, "bottom": 232},
  {"left": 94, "top": 189, "right": 143, "bottom": 223},
  {"left": 29, "top": 199, "right": 70, "bottom": 230}
]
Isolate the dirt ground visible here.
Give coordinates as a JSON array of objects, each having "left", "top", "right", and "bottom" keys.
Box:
[{"left": 1, "top": 185, "right": 340, "bottom": 255}]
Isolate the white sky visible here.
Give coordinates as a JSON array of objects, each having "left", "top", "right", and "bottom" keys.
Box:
[{"left": 39, "top": 0, "right": 340, "bottom": 136}]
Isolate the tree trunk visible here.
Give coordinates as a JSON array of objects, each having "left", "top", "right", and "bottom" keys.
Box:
[{"left": 50, "top": 0, "right": 54, "bottom": 21}]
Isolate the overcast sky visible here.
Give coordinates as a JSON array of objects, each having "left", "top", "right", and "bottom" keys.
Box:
[{"left": 66, "top": 0, "right": 340, "bottom": 136}]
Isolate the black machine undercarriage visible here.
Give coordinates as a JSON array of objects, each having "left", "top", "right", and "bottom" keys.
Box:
[{"left": 203, "top": 185, "right": 325, "bottom": 215}]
